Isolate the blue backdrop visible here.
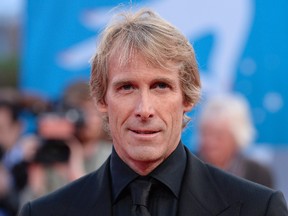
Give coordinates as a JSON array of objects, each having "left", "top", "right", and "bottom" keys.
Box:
[{"left": 21, "top": 0, "right": 288, "bottom": 148}]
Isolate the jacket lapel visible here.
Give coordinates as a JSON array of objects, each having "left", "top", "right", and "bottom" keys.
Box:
[
  {"left": 65, "top": 157, "right": 113, "bottom": 216},
  {"left": 87, "top": 158, "right": 113, "bottom": 216},
  {"left": 216, "top": 201, "right": 242, "bottom": 216},
  {"left": 178, "top": 147, "right": 242, "bottom": 216}
]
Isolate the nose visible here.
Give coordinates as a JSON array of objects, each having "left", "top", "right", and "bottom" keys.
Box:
[{"left": 135, "top": 91, "right": 154, "bottom": 120}]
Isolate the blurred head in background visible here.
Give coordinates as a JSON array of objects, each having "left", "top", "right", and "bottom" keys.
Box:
[
  {"left": 197, "top": 93, "right": 274, "bottom": 188},
  {"left": 0, "top": 100, "right": 22, "bottom": 152},
  {"left": 198, "top": 93, "right": 255, "bottom": 169},
  {"left": 62, "top": 80, "right": 108, "bottom": 145}
]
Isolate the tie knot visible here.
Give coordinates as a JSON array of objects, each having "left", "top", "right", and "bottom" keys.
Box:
[{"left": 130, "top": 178, "right": 152, "bottom": 207}]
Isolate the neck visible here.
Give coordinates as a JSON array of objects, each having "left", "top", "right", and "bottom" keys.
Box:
[{"left": 127, "top": 159, "right": 165, "bottom": 176}]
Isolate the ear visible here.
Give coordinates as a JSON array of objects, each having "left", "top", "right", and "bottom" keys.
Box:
[
  {"left": 183, "top": 102, "right": 194, "bottom": 113},
  {"left": 96, "top": 99, "right": 108, "bottom": 113}
]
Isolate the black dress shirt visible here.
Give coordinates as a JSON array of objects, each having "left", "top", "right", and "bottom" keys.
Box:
[{"left": 110, "top": 142, "right": 187, "bottom": 216}]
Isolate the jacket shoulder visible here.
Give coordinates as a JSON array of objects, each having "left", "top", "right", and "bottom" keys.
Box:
[
  {"left": 185, "top": 148, "right": 288, "bottom": 215},
  {"left": 19, "top": 159, "right": 111, "bottom": 216},
  {"left": 206, "top": 163, "right": 288, "bottom": 215}
]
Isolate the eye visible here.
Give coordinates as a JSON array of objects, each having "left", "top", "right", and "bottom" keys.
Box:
[
  {"left": 121, "top": 84, "right": 133, "bottom": 90},
  {"left": 152, "top": 82, "right": 170, "bottom": 89},
  {"left": 117, "top": 83, "right": 135, "bottom": 93}
]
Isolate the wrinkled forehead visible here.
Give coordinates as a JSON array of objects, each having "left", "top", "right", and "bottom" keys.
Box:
[{"left": 108, "top": 48, "right": 180, "bottom": 74}]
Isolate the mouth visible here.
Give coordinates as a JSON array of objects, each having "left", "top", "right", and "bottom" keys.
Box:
[
  {"left": 130, "top": 129, "right": 159, "bottom": 134},
  {"left": 128, "top": 128, "right": 161, "bottom": 141}
]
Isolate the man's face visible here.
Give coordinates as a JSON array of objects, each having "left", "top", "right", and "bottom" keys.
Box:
[
  {"left": 199, "top": 118, "right": 238, "bottom": 168},
  {"left": 0, "top": 108, "right": 20, "bottom": 148},
  {"left": 98, "top": 54, "right": 192, "bottom": 173}
]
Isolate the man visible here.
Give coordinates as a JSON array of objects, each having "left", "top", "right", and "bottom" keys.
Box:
[
  {"left": 0, "top": 99, "right": 29, "bottom": 215},
  {"left": 19, "top": 8, "right": 288, "bottom": 216},
  {"left": 198, "top": 93, "right": 274, "bottom": 188}
]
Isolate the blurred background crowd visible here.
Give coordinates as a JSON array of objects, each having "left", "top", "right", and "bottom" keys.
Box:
[
  {"left": 0, "top": 83, "right": 112, "bottom": 215},
  {"left": 0, "top": 0, "right": 288, "bottom": 215}
]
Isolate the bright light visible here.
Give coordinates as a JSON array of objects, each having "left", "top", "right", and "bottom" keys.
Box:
[{"left": 0, "top": 0, "right": 23, "bottom": 18}]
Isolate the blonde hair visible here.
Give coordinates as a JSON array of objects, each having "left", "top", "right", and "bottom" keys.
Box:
[{"left": 90, "top": 8, "right": 201, "bottom": 127}]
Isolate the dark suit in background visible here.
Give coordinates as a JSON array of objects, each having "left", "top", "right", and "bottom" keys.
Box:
[{"left": 228, "top": 153, "right": 274, "bottom": 188}]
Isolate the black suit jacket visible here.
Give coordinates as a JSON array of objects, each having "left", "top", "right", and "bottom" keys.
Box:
[
  {"left": 19, "top": 146, "right": 288, "bottom": 216},
  {"left": 241, "top": 156, "right": 274, "bottom": 188}
]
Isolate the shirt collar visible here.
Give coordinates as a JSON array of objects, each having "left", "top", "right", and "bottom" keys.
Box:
[
  {"left": 149, "top": 142, "right": 186, "bottom": 198},
  {"left": 110, "top": 148, "right": 138, "bottom": 203},
  {"left": 110, "top": 142, "right": 187, "bottom": 202}
]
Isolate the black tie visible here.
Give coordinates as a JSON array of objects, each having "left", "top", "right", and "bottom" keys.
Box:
[{"left": 130, "top": 178, "right": 152, "bottom": 216}]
